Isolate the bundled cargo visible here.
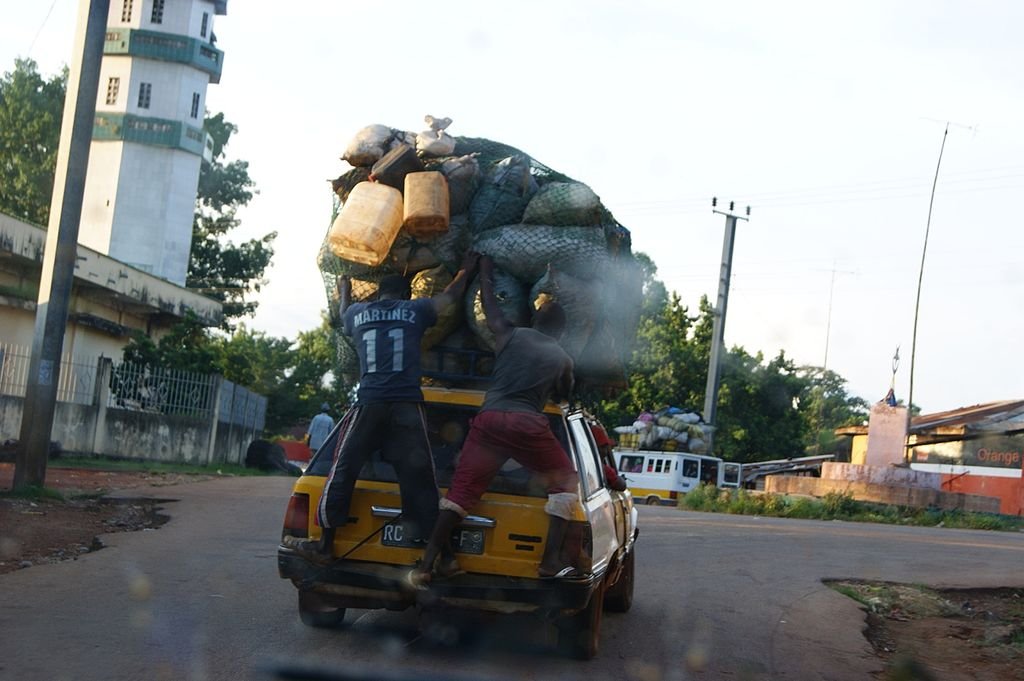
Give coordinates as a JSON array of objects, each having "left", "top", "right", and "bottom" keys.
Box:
[
  {"left": 614, "top": 407, "right": 713, "bottom": 453},
  {"left": 320, "top": 116, "right": 643, "bottom": 389}
]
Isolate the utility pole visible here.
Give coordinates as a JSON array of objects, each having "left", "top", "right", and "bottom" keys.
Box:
[
  {"left": 702, "top": 199, "right": 750, "bottom": 454},
  {"left": 906, "top": 120, "right": 973, "bottom": 461},
  {"left": 14, "top": 0, "right": 109, "bottom": 490}
]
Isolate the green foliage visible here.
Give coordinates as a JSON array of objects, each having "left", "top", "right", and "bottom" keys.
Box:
[
  {"left": 680, "top": 483, "right": 720, "bottom": 511},
  {"left": 796, "top": 366, "right": 869, "bottom": 456},
  {"left": 216, "top": 318, "right": 351, "bottom": 433},
  {"left": 0, "top": 59, "right": 66, "bottom": 225},
  {"left": 632, "top": 251, "right": 669, "bottom": 318},
  {"left": 820, "top": 490, "right": 858, "bottom": 518},
  {"left": 188, "top": 112, "right": 276, "bottom": 327},
  {"left": 782, "top": 496, "right": 821, "bottom": 519},
  {"left": 676, "top": 489, "right": 1022, "bottom": 531},
  {"left": 594, "top": 257, "right": 869, "bottom": 464}
]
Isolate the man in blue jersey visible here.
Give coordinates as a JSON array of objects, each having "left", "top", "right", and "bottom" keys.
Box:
[{"left": 285, "top": 253, "right": 480, "bottom": 565}]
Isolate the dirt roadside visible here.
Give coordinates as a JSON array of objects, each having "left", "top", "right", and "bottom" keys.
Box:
[
  {"left": 828, "top": 581, "right": 1024, "bottom": 680},
  {"left": 0, "top": 462, "right": 212, "bottom": 575}
]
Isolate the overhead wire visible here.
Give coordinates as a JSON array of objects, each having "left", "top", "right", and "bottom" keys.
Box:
[
  {"left": 27, "top": 0, "right": 61, "bottom": 58},
  {"left": 610, "top": 165, "right": 1024, "bottom": 216}
]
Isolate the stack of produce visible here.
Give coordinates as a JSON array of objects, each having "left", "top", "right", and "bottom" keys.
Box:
[
  {"left": 613, "top": 408, "right": 713, "bottom": 454},
  {"left": 319, "top": 117, "right": 643, "bottom": 388}
]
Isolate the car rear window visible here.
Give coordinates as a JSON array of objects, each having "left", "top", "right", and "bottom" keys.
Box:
[{"left": 305, "top": 402, "right": 570, "bottom": 499}]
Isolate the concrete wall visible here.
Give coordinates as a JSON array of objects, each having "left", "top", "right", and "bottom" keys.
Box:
[
  {"left": 212, "top": 421, "right": 252, "bottom": 466},
  {"left": 865, "top": 403, "right": 908, "bottom": 466},
  {"left": 1, "top": 359, "right": 264, "bottom": 466},
  {"left": 764, "top": 475, "right": 1001, "bottom": 514},
  {"left": 1, "top": 395, "right": 98, "bottom": 454},
  {"left": 101, "top": 408, "right": 212, "bottom": 463},
  {"left": 942, "top": 474, "right": 1024, "bottom": 516},
  {"left": 822, "top": 462, "right": 941, "bottom": 490}
]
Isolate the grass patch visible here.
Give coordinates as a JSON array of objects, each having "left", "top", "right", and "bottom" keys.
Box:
[
  {"left": 678, "top": 484, "right": 1024, "bottom": 532},
  {"left": 51, "top": 457, "right": 268, "bottom": 477},
  {"left": 0, "top": 485, "right": 66, "bottom": 501},
  {"left": 826, "top": 580, "right": 957, "bottom": 618}
]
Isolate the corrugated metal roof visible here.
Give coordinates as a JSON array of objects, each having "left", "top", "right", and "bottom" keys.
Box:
[
  {"left": 833, "top": 399, "right": 1024, "bottom": 438},
  {"left": 910, "top": 400, "right": 1024, "bottom": 433}
]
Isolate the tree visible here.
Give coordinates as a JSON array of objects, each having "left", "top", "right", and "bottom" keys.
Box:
[
  {"left": 796, "top": 366, "right": 869, "bottom": 455},
  {"left": 0, "top": 59, "right": 66, "bottom": 226},
  {"left": 214, "top": 318, "right": 351, "bottom": 433},
  {"left": 714, "top": 349, "right": 808, "bottom": 462},
  {"left": 122, "top": 311, "right": 220, "bottom": 375},
  {"left": 188, "top": 112, "right": 276, "bottom": 327},
  {"left": 596, "top": 278, "right": 838, "bottom": 462},
  {"left": 632, "top": 251, "right": 669, "bottom": 318}
]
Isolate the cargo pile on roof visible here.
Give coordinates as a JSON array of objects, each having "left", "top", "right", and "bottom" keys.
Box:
[
  {"left": 614, "top": 407, "right": 713, "bottom": 454},
  {"left": 319, "top": 116, "right": 643, "bottom": 388}
]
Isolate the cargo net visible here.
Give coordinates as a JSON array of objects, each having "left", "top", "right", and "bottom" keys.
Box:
[{"left": 321, "top": 131, "right": 642, "bottom": 389}]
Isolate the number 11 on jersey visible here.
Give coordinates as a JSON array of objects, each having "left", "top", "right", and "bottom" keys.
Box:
[{"left": 362, "top": 328, "right": 405, "bottom": 373}]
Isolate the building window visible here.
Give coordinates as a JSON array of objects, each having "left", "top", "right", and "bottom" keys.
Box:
[
  {"left": 105, "top": 77, "right": 120, "bottom": 105},
  {"left": 151, "top": 0, "right": 165, "bottom": 24},
  {"left": 121, "top": 0, "right": 133, "bottom": 22},
  {"left": 190, "top": 92, "right": 200, "bottom": 119},
  {"left": 200, "top": 12, "right": 209, "bottom": 38},
  {"left": 138, "top": 82, "right": 152, "bottom": 109}
]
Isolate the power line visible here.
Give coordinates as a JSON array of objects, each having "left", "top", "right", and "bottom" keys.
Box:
[
  {"left": 610, "top": 165, "right": 1024, "bottom": 216},
  {"left": 27, "top": 0, "right": 61, "bottom": 57}
]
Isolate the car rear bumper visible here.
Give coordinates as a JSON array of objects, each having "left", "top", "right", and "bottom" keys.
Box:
[{"left": 278, "top": 546, "right": 599, "bottom": 615}]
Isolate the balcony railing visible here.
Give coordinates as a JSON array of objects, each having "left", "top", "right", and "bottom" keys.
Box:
[{"left": 104, "top": 27, "right": 224, "bottom": 82}]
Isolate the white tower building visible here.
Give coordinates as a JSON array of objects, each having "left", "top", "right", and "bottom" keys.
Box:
[{"left": 78, "top": 0, "right": 227, "bottom": 286}]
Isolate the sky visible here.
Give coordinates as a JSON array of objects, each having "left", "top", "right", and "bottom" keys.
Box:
[{"left": 3, "top": 0, "right": 1023, "bottom": 415}]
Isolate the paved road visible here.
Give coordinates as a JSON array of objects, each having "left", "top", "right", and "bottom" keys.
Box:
[{"left": 2, "top": 477, "right": 1023, "bottom": 681}]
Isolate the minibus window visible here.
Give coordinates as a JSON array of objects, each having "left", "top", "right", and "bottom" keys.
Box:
[{"left": 620, "top": 455, "right": 643, "bottom": 473}]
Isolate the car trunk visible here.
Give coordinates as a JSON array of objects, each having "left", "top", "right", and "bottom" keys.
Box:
[{"left": 295, "top": 395, "right": 574, "bottom": 579}]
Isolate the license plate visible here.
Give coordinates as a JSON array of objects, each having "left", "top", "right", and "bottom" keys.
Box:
[{"left": 381, "top": 521, "right": 484, "bottom": 555}]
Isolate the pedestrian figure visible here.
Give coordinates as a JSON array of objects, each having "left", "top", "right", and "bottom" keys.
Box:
[{"left": 306, "top": 403, "right": 334, "bottom": 452}]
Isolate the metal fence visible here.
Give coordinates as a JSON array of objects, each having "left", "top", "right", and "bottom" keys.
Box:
[
  {"left": 219, "top": 379, "right": 267, "bottom": 431},
  {"left": 107, "top": 361, "right": 217, "bottom": 418},
  {"left": 0, "top": 345, "right": 268, "bottom": 432},
  {"left": 106, "top": 362, "right": 267, "bottom": 428},
  {"left": 0, "top": 342, "right": 98, "bottom": 405}
]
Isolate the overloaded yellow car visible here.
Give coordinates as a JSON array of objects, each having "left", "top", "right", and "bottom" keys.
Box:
[{"left": 277, "top": 385, "right": 638, "bottom": 659}]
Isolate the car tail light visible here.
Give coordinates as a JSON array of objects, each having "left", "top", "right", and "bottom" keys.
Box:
[
  {"left": 562, "top": 520, "right": 594, "bottom": 575},
  {"left": 669, "top": 490, "right": 678, "bottom": 500},
  {"left": 282, "top": 493, "right": 310, "bottom": 538}
]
